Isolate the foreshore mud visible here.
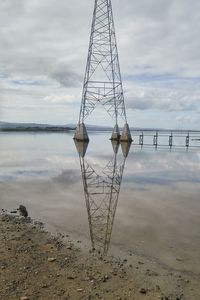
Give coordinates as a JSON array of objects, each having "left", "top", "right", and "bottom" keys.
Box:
[{"left": 0, "top": 212, "right": 199, "bottom": 300}]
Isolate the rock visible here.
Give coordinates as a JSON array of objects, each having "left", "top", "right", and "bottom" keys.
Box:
[
  {"left": 20, "top": 296, "right": 29, "bottom": 300},
  {"left": 77, "top": 288, "right": 83, "bottom": 292},
  {"left": 176, "top": 258, "right": 184, "bottom": 262},
  {"left": 103, "top": 274, "right": 109, "bottom": 281},
  {"left": 156, "top": 285, "right": 161, "bottom": 291},
  {"left": 48, "top": 257, "right": 56, "bottom": 262},
  {"left": 19, "top": 205, "right": 28, "bottom": 218},
  {"left": 67, "top": 276, "right": 75, "bottom": 280},
  {"left": 139, "top": 288, "right": 147, "bottom": 294}
]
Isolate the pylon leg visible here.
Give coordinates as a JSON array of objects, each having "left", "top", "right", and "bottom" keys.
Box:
[
  {"left": 120, "top": 123, "right": 132, "bottom": 142},
  {"left": 74, "top": 123, "right": 89, "bottom": 142},
  {"left": 110, "top": 124, "right": 120, "bottom": 141}
]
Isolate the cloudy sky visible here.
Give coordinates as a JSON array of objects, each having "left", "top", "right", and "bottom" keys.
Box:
[{"left": 0, "top": 0, "right": 200, "bottom": 129}]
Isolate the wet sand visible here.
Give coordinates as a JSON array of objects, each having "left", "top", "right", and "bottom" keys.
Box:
[{"left": 1, "top": 213, "right": 200, "bottom": 300}]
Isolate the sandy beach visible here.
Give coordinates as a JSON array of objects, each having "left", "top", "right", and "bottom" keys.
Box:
[{"left": 1, "top": 212, "right": 200, "bottom": 300}]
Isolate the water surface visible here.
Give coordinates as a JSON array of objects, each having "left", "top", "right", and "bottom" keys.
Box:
[{"left": 1, "top": 132, "right": 200, "bottom": 274}]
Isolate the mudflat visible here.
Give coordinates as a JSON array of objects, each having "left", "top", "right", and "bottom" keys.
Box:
[{"left": 0, "top": 213, "right": 199, "bottom": 300}]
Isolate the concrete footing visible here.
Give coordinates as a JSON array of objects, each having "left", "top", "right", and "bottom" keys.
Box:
[
  {"left": 74, "top": 123, "right": 89, "bottom": 142},
  {"left": 74, "top": 140, "right": 89, "bottom": 158},
  {"left": 121, "top": 141, "right": 131, "bottom": 158},
  {"left": 120, "top": 123, "right": 132, "bottom": 142},
  {"left": 111, "top": 140, "right": 120, "bottom": 154},
  {"left": 110, "top": 124, "right": 120, "bottom": 141}
]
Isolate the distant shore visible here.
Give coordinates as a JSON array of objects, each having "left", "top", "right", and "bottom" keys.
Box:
[
  {"left": 0, "top": 127, "right": 74, "bottom": 132},
  {"left": 1, "top": 121, "right": 200, "bottom": 133}
]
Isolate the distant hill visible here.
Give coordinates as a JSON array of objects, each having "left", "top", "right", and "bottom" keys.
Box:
[
  {"left": 1, "top": 122, "right": 197, "bottom": 133},
  {"left": 0, "top": 122, "right": 112, "bottom": 132},
  {"left": 0, "top": 122, "right": 74, "bottom": 132}
]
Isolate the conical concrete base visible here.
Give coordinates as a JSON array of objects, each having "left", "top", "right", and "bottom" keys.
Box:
[
  {"left": 111, "top": 140, "right": 120, "bottom": 154},
  {"left": 74, "top": 140, "right": 89, "bottom": 158},
  {"left": 74, "top": 123, "right": 89, "bottom": 142},
  {"left": 110, "top": 124, "right": 120, "bottom": 141},
  {"left": 120, "top": 123, "right": 132, "bottom": 142},
  {"left": 121, "top": 142, "right": 131, "bottom": 158}
]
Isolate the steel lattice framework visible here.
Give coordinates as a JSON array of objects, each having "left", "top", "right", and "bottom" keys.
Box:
[
  {"left": 76, "top": 141, "right": 129, "bottom": 255},
  {"left": 79, "top": 0, "right": 127, "bottom": 124}
]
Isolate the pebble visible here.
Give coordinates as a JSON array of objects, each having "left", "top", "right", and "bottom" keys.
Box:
[
  {"left": 20, "top": 297, "right": 29, "bottom": 300},
  {"left": 139, "top": 288, "right": 147, "bottom": 294},
  {"left": 77, "top": 288, "right": 83, "bottom": 292},
  {"left": 103, "top": 274, "right": 109, "bottom": 281},
  {"left": 67, "top": 276, "right": 75, "bottom": 280},
  {"left": 176, "top": 258, "right": 184, "bottom": 262},
  {"left": 48, "top": 257, "right": 56, "bottom": 262}
]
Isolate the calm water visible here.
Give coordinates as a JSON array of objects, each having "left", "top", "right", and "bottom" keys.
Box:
[{"left": 1, "top": 132, "right": 200, "bottom": 274}]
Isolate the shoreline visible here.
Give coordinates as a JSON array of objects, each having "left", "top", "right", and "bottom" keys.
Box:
[
  {"left": 1, "top": 212, "right": 200, "bottom": 299},
  {"left": 0, "top": 128, "right": 74, "bottom": 133}
]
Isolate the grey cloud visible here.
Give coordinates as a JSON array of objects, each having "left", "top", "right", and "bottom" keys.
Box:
[
  {"left": 0, "top": 0, "right": 90, "bottom": 79},
  {"left": 1, "top": 0, "right": 200, "bottom": 126},
  {"left": 54, "top": 170, "right": 80, "bottom": 185},
  {"left": 116, "top": 0, "right": 200, "bottom": 78},
  {"left": 125, "top": 82, "right": 200, "bottom": 112},
  {"left": 1, "top": 0, "right": 200, "bottom": 79},
  {"left": 51, "top": 66, "right": 82, "bottom": 87}
]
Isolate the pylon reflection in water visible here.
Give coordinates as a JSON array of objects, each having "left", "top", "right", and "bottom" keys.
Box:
[{"left": 74, "top": 140, "right": 131, "bottom": 255}]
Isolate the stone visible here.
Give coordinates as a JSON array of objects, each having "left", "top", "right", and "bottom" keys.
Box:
[
  {"left": 139, "top": 288, "right": 147, "bottom": 294},
  {"left": 48, "top": 257, "right": 56, "bottom": 262},
  {"left": 19, "top": 205, "right": 28, "bottom": 218},
  {"left": 67, "top": 276, "right": 75, "bottom": 280}
]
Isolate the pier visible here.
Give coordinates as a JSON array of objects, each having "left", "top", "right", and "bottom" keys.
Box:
[{"left": 131, "top": 130, "right": 200, "bottom": 149}]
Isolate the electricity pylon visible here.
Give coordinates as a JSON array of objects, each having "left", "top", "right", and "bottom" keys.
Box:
[
  {"left": 74, "top": 140, "right": 131, "bottom": 255},
  {"left": 74, "top": 0, "right": 132, "bottom": 142}
]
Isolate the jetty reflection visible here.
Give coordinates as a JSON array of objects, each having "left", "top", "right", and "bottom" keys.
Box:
[{"left": 75, "top": 140, "right": 131, "bottom": 255}]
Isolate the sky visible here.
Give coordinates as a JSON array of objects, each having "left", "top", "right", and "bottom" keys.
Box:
[{"left": 0, "top": 0, "right": 200, "bottom": 129}]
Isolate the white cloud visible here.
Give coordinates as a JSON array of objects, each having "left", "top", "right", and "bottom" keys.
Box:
[
  {"left": 125, "top": 80, "right": 200, "bottom": 112},
  {"left": 44, "top": 94, "right": 78, "bottom": 105},
  {"left": 0, "top": 0, "right": 200, "bottom": 128}
]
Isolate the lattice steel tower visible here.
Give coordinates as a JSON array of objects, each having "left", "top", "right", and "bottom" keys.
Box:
[
  {"left": 74, "top": 0, "right": 132, "bottom": 142},
  {"left": 75, "top": 140, "right": 131, "bottom": 255}
]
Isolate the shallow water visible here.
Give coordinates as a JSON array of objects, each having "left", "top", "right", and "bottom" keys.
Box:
[{"left": 1, "top": 131, "right": 200, "bottom": 274}]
